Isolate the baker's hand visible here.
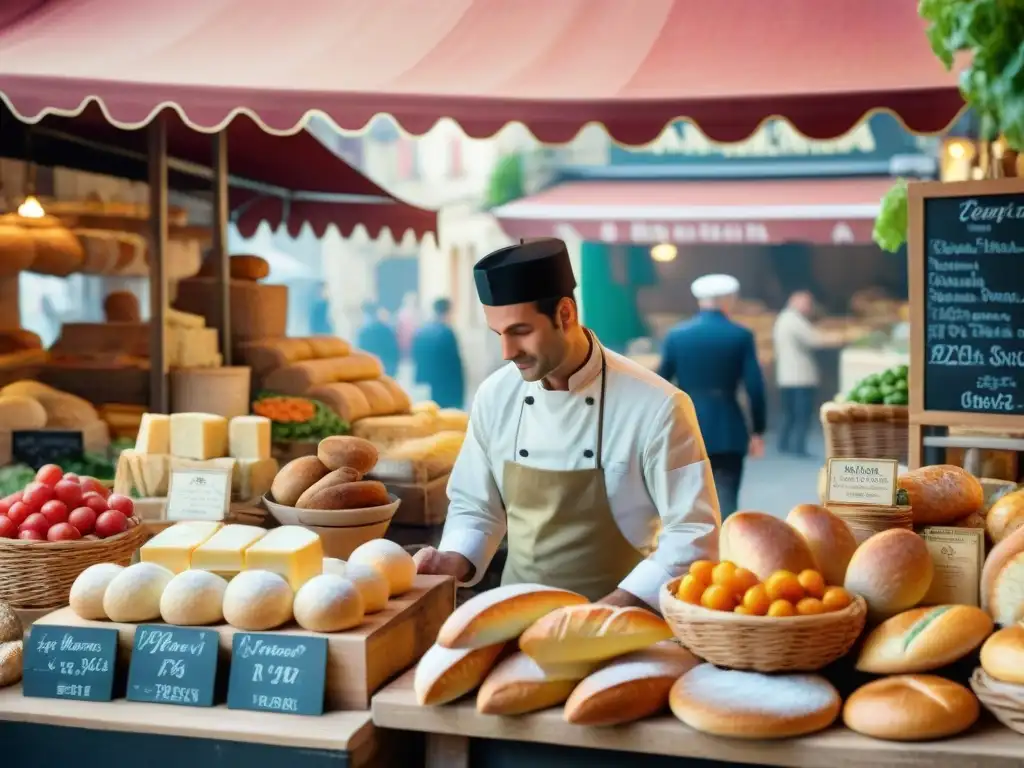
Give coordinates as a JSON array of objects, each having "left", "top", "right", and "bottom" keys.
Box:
[
  {"left": 748, "top": 434, "right": 765, "bottom": 459},
  {"left": 413, "top": 547, "right": 474, "bottom": 582},
  {"left": 596, "top": 588, "right": 646, "bottom": 608}
]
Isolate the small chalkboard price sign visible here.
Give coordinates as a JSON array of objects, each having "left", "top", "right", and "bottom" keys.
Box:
[
  {"left": 12, "top": 430, "right": 84, "bottom": 470},
  {"left": 227, "top": 632, "right": 328, "bottom": 716},
  {"left": 22, "top": 626, "right": 118, "bottom": 702},
  {"left": 127, "top": 625, "right": 219, "bottom": 707}
]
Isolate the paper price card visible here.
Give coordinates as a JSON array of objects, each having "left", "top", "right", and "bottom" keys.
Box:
[
  {"left": 825, "top": 458, "right": 899, "bottom": 506},
  {"left": 127, "top": 625, "right": 219, "bottom": 707},
  {"left": 23, "top": 626, "right": 118, "bottom": 702},
  {"left": 166, "top": 468, "right": 231, "bottom": 522},
  {"left": 227, "top": 633, "right": 328, "bottom": 716}
]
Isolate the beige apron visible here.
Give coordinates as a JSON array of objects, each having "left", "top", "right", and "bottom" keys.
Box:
[{"left": 500, "top": 347, "right": 643, "bottom": 601}]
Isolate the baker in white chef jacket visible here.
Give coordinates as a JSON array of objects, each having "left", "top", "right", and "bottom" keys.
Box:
[{"left": 414, "top": 238, "right": 720, "bottom": 608}]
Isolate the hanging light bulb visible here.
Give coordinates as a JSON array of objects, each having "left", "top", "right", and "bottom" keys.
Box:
[
  {"left": 17, "top": 195, "right": 45, "bottom": 219},
  {"left": 650, "top": 242, "right": 677, "bottom": 263}
]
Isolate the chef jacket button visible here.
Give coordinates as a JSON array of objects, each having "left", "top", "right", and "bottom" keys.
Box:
[
  {"left": 585, "top": 396, "right": 595, "bottom": 405},
  {"left": 525, "top": 396, "right": 535, "bottom": 405},
  {"left": 583, "top": 449, "right": 594, "bottom": 458},
  {"left": 519, "top": 449, "right": 529, "bottom": 458}
]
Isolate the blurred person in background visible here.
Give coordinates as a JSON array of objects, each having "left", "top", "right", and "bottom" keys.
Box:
[
  {"left": 395, "top": 291, "right": 420, "bottom": 361},
  {"left": 412, "top": 298, "right": 465, "bottom": 408},
  {"left": 356, "top": 301, "right": 400, "bottom": 376},
  {"left": 657, "top": 274, "right": 766, "bottom": 519},
  {"left": 773, "top": 290, "right": 847, "bottom": 457}
]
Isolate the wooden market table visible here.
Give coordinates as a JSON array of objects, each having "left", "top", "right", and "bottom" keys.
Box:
[{"left": 371, "top": 670, "right": 1024, "bottom": 768}]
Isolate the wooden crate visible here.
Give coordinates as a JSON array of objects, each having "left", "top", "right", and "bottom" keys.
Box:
[
  {"left": 31, "top": 574, "right": 454, "bottom": 710},
  {"left": 385, "top": 473, "right": 450, "bottom": 526}
]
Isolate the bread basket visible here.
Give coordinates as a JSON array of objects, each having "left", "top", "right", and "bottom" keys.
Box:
[
  {"left": 971, "top": 667, "right": 1024, "bottom": 735},
  {"left": 262, "top": 493, "right": 400, "bottom": 528},
  {"left": 0, "top": 518, "right": 146, "bottom": 610},
  {"left": 820, "top": 401, "right": 908, "bottom": 465},
  {"left": 659, "top": 576, "right": 867, "bottom": 672}
]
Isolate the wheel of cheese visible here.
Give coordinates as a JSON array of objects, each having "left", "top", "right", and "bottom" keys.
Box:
[
  {"left": 342, "top": 562, "right": 390, "bottom": 613},
  {"left": 347, "top": 539, "right": 416, "bottom": 596},
  {"left": 293, "top": 574, "right": 365, "bottom": 632},
  {"left": 102, "top": 563, "right": 175, "bottom": 623},
  {"left": 222, "top": 570, "right": 293, "bottom": 631},
  {"left": 69, "top": 563, "right": 126, "bottom": 620},
  {"left": 160, "top": 570, "right": 228, "bottom": 626}
]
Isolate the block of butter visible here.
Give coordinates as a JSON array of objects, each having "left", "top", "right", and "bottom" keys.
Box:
[
  {"left": 190, "top": 524, "right": 267, "bottom": 577},
  {"left": 140, "top": 521, "right": 224, "bottom": 573},
  {"left": 244, "top": 525, "right": 323, "bottom": 590}
]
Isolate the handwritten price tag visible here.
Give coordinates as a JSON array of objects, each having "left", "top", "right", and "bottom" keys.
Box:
[
  {"left": 227, "top": 632, "right": 328, "bottom": 716},
  {"left": 23, "top": 626, "right": 118, "bottom": 701},
  {"left": 825, "top": 458, "right": 899, "bottom": 506},
  {"left": 127, "top": 625, "right": 219, "bottom": 707}
]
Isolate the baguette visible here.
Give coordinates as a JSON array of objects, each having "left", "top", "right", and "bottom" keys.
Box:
[
  {"left": 519, "top": 604, "right": 673, "bottom": 665},
  {"left": 413, "top": 642, "right": 505, "bottom": 706},
  {"left": 477, "top": 652, "right": 593, "bottom": 716},
  {"left": 437, "top": 584, "right": 588, "bottom": 650},
  {"left": 980, "top": 624, "right": 1024, "bottom": 684},
  {"left": 842, "top": 675, "right": 979, "bottom": 741},
  {"left": 855, "top": 605, "right": 993, "bottom": 674}
]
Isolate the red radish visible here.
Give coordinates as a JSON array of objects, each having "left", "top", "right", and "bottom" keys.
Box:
[
  {"left": 82, "top": 493, "right": 108, "bottom": 514},
  {"left": 0, "top": 516, "right": 15, "bottom": 538},
  {"left": 53, "top": 480, "right": 84, "bottom": 508},
  {"left": 95, "top": 510, "right": 128, "bottom": 538},
  {"left": 22, "top": 483, "right": 55, "bottom": 510},
  {"left": 47, "top": 522, "right": 81, "bottom": 541},
  {"left": 106, "top": 494, "right": 134, "bottom": 517},
  {"left": 3, "top": 491, "right": 22, "bottom": 505},
  {"left": 7, "top": 501, "right": 31, "bottom": 527},
  {"left": 18, "top": 529, "right": 44, "bottom": 541},
  {"left": 62, "top": 473, "right": 80, "bottom": 483},
  {"left": 35, "top": 464, "right": 63, "bottom": 486},
  {"left": 40, "top": 500, "right": 69, "bottom": 526},
  {"left": 19, "top": 513, "right": 50, "bottom": 537},
  {"left": 68, "top": 507, "right": 97, "bottom": 535},
  {"left": 80, "top": 477, "right": 108, "bottom": 498}
]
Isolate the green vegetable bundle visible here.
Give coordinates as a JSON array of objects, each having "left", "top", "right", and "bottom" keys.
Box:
[{"left": 846, "top": 364, "right": 910, "bottom": 406}]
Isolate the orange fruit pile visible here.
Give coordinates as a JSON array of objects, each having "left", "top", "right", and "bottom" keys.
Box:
[{"left": 675, "top": 560, "right": 853, "bottom": 617}]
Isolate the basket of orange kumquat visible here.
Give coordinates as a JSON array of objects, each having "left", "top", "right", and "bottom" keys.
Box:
[{"left": 659, "top": 560, "right": 867, "bottom": 672}]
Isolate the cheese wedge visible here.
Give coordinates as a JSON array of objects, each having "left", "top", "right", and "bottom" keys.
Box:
[
  {"left": 140, "top": 521, "right": 224, "bottom": 573},
  {"left": 232, "top": 457, "right": 278, "bottom": 500},
  {"left": 244, "top": 526, "right": 323, "bottom": 590},
  {"left": 229, "top": 416, "right": 272, "bottom": 460},
  {"left": 170, "top": 412, "right": 229, "bottom": 460},
  {"left": 190, "top": 524, "right": 267, "bottom": 577},
  {"left": 135, "top": 413, "right": 171, "bottom": 454}
]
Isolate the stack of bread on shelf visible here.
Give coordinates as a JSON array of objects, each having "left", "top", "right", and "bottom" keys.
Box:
[
  {"left": 0, "top": 599, "right": 22, "bottom": 689},
  {"left": 0, "top": 379, "right": 110, "bottom": 464},
  {"left": 68, "top": 525, "right": 415, "bottom": 634},
  {"left": 0, "top": 329, "right": 47, "bottom": 382},
  {"left": 366, "top": 401, "right": 468, "bottom": 485}
]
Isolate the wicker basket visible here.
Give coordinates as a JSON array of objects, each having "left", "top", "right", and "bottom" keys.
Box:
[
  {"left": 825, "top": 504, "right": 914, "bottom": 545},
  {"left": 0, "top": 520, "right": 146, "bottom": 610},
  {"left": 659, "top": 577, "right": 867, "bottom": 672},
  {"left": 971, "top": 667, "right": 1024, "bottom": 735},
  {"left": 820, "top": 401, "right": 909, "bottom": 464}
]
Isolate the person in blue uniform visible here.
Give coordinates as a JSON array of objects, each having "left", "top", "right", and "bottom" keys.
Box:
[
  {"left": 657, "top": 274, "right": 766, "bottom": 519},
  {"left": 356, "top": 302, "right": 400, "bottom": 377},
  {"left": 412, "top": 298, "right": 465, "bottom": 409}
]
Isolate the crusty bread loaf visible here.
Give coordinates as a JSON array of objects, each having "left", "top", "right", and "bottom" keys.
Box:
[
  {"left": 669, "top": 664, "right": 841, "bottom": 739},
  {"left": 104, "top": 291, "right": 141, "bottom": 323},
  {"left": 438, "top": 584, "right": 589, "bottom": 649},
  {"left": 981, "top": 524, "right": 1024, "bottom": 616},
  {"left": 855, "top": 605, "right": 993, "bottom": 674},
  {"left": 719, "top": 511, "right": 816, "bottom": 582},
  {"left": 306, "top": 383, "right": 373, "bottom": 423},
  {"left": 237, "top": 338, "right": 315, "bottom": 377},
  {"left": 302, "top": 480, "right": 391, "bottom": 511},
  {"left": 436, "top": 408, "right": 469, "bottom": 432},
  {"left": 477, "top": 652, "right": 591, "bottom": 716},
  {"left": 564, "top": 641, "right": 698, "bottom": 726},
  {"left": 414, "top": 642, "right": 505, "bottom": 706},
  {"left": 306, "top": 336, "right": 351, "bottom": 359},
  {"left": 844, "top": 529, "right": 933, "bottom": 621},
  {"left": 842, "top": 675, "right": 979, "bottom": 741},
  {"left": 899, "top": 464, "right": 983, "bottom": 525},
  {"left": 270, "top": 455, "right": 329, "bottom": 506},
  {"left": 986, "top": 489, "right": 1024, "bottom": 544},
  {"left": 377, "top": 376, "right": 412, "bottom": 414},
  {"left": 264, "top": 359, "right": 352, "bottom": 396},
  {"left": 294, "top": 467, "right": 362, "bottom": 508},
  {"left": 350, "top": 412, "right": 435, "bottom": 444},
  {"left": 353, "top": 380, "right": 396, "bottom": 416},
  {"left": 988, "top": 550, "right": 1024, "bottom": 628},
  {"left": 519, "top": 605, "right": 673, "bottom": 665},
  {"left": 785, "top": 504, "right": 858, "bottom": 586},
  {"left": 197, "top": 254, "right": 269, "bottom": 281},
  {"left": 980, "top": 624, "right": 1024, "bottom": 684},
  {"left": 318, "top": 435, "right": 378, "bottom": 475}
]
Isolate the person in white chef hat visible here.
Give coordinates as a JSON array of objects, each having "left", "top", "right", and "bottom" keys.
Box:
[
  {"left": 657, "top": 274, "right": 767, "bottom": 519},
  {"left": 414, "top": 238, "right": 720, "bottom": 608}
]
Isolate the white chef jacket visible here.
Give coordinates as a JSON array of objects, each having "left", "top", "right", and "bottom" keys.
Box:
[
  {"left": 439, "top": 337, "right": 720, "bottom": 609},
  {"left": 773, "top": 308, "right": 823, "bottom": 387}
]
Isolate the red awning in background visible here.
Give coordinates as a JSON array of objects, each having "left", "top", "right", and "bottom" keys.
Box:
[
  {"left": 0, "top": 0, "right": 963, "bottom": 144},
  {"left": 493, "top": 178, "right": 897, "bottom": 246}
]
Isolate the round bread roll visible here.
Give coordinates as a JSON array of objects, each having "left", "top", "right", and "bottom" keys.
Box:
[
  {"left": 104, "top": 291, "right": 141, "bottom": 322},
  {"left": 348, "top": 539, "right": 416, "bottom": 596},
  {"left": 669, "top": 664, "right": 841, "bottom": 739},
  {"left": 293, "top": 574, "right": 365, "bottom": 632},
  {"left": 981, "top": 524, "right": 1024, "bottom": 617},
  {"left": 855, "top": 605, "right": 993, "bottom": 674},
  {"left": 988, "top": 550, "right": 1024, "bottom": 628},
  {"left": 322, "top": 557, "right": 347, "bottom": 576},
  {"left": 318, "top": 436, "right": 378, "bottom": 475},
  {"left": 343, "top": 562, "right": 390, "bottom": 613},
  {"left": 980, "top": 624, "right": 1024, "bottom": 683},
  {"left": 222, "top": 570, "right": 293, "bottom": 631},
  {"left": 159, "top": 570, "right": 228, "bottom": 626},
  {"left": 294, "top": 467, "right": 361, "bottom": 508},
  {"left": 271, "top": 456, "right": 330, "bottom": 507},
  {"left": 844, "top": 528, "right": 933, "bottom": 621},
  {"left": 69, "top": 563, "right": 126, "bottom": 620},
  {"left": 719, "top": 511, "right": 816, "bottom": 581},
  {"left": 0, "top": 599, "right": 23, "bottom": 642},
  {"left": 899, "top": 464, "right": 983, "bottom": 525},
  {"left": 842, "top": 675, "right": 979, "bottom": 741},
  {"left": 785, "top": 504, "right": 858, "bottom": 586},
  {"left": 0, "top": 640, "right": 22, "bottom": 688},
  {"left": 986, "top": 489, "right": 1024, "bottom": 544},
  {"left": 303, "top": 480, "right": 390, "bottom": 511},
  {"left": 103, "top": 562, "right": 175, "bottom": 623}
]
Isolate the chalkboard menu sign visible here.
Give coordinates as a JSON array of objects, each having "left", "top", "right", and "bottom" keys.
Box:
[
  {"left": 127, "top": 625, "right": 219, "bottom": 707},
  {"left": 921, "top": 187, "right": 1024, "bottom": 415},
  {"left": 227, "top": 632, "right": 328, "bottom": 716},
  {"left": 12, "top": 430, "right": 84, "bottom": 470},
  {"left": 23, "top": 626, "right": 118, "bottom": 702}
]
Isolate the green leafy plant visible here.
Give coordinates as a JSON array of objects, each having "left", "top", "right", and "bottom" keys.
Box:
[
  {"left": 873, "top": 178, "right": 910, "bottom": 253},
  {"left": 485, "top": 153, "right": 524, "bottom": 208}
]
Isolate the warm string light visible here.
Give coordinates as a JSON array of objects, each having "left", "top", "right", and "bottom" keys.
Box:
[
  {"left": 650, "top": 243, "right": 677, "bottom": 263},
  {"left": 16, "top": 195, "right": 45, "bottom": 218}
]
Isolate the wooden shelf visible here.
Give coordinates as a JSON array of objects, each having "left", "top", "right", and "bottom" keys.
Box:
[{"left": 372, "top": 670, "right": 1024, "bottom": 768}]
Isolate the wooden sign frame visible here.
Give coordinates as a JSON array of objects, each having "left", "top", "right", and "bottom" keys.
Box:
[{"left": 908, "top": 176, "right": 1024, "bottom": 468}]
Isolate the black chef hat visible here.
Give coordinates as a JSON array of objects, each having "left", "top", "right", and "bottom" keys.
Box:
[{"left": 473, "top": 238, "right": 577, "bottom": 307}]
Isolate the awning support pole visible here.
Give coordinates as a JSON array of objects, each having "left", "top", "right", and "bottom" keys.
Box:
[
  {"left": 212, "top": 130, "right": 231, "bottom": 365},
  {"left": 148, "top": 115, "right": 169, "bottom": 413}
]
